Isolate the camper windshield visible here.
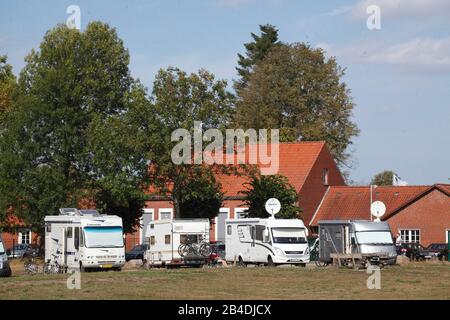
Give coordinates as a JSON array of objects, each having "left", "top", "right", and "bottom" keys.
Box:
[
  {"left": 356, "top": 231, "right": 393, "bottom": 245},
  {"left": 84, "top": 226, "right": 123, "bottom": 248},
  {"left": 271, "top": 228, "right": 307, "bottom": 244},
  {"left": 0, "top": 241, "right": 4, "bottom": 254}
]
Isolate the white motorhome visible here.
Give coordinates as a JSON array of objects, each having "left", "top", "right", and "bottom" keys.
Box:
[
  {"left": 225, "top": 218, "right": 310, "bottom": 266},
  {"left": 44, "top": 208, "right": 126, "bottom": 271},
  {"left": 0, "top": 234, "right": 12, "bottom": 277},
  {"left": 144, "top": 219, "right": 210, "bottom": 268}
]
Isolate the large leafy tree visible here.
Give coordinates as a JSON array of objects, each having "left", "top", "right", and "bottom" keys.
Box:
[
  {"left": 234, "top": 24, "right": 280, "bottom": 93},
  {"left": 149, "top": 67, "right": 235, "bottom": 219},
  {"left": 0, "top": 55, "right": 16, "bottom": 123},
  {"left": 178, "top": 166, "right": 224, "bottom": 220},
  {"left": 234, "top": 43, "right": 359, "bottom": 167},
  {"left": 371, "top": 170, "right": 397, "bottom": 186},
  {"left": 0, "top": 22, "right": 156, "bottom": 234},
  {"left": 240, "top": 174, "right": 300, "bottom": 219}
]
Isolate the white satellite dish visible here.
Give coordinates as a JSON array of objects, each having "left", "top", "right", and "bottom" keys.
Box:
[
  {"left": 370, "top": 201, "right": 386, "bottom": 221},
  {"left": 265, "top": 198, "right": 281, "bottom": 219}
]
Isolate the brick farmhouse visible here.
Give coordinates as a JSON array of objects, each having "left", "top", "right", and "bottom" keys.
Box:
[{"left": 2, "top": 142, "right": 449, "bottom": 251}]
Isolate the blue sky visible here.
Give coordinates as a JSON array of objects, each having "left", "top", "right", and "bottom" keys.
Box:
[{"left": 1, "top": 0, "right": 449, "bottom": 185}]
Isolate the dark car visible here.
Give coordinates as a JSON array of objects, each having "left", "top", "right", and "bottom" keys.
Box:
[
  {"left": 125, "top": 244, "right": 149, "bottom": 261},
  {"left": 396, "top": 243, "right": 424, "bottom": 260},
  {"left": 210, "top": 241, "right": 225, "bottom": 260},
  {"left": 420, "top": 243, "right": 448, "bottom": 260},
  {"left": 6, "top": 244, "right": 39, "bottom": 259}
]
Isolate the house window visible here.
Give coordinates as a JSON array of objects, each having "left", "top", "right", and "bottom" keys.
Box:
[
  {"left": 165, "top": 235, "right": 171, "bottom": 245},
  {"left": 19, "top": 230, "right": 31, "bottom": 244},
  {"left": 323, "top": 168, "right": 329, "bottom": 186},
  {"left": 159, "top": 209, "right": 172, "bottom": 220},
  {"left": 400, "top": 229, "right": 420, "bottom": 243}
]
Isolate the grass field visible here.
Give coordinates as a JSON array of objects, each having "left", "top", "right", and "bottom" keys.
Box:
[{"left": 1, "top": 260, "right": 449, "bottom": 300}]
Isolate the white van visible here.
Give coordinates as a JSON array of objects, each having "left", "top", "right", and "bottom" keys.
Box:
[
  {"left": 225, "top": 218, "right": 310, "bottom": 266},
  {"left": 0, "top": 234, "right": 12, "bottom": 277},
  {"left": 45, "top": 208, "right": 126, "bottom": 271}
]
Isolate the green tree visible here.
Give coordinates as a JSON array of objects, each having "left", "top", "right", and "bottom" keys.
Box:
[
  {"left": 0, "top": 22, "right": 155, "bottom": 234},
  {"left": 234, "top": 24, "right": 280, "bottom": 92},
  {"left": 371, "top": 170, "right": 397, "bottom": 186},
  {"left": 234, "top": 43, "right": 359, "bottom": 167},
  {"left": 179, "top": 166, "right": 224, "bottom": 220},
  {"left": 240, "top": 174, "right": 300, "bottom": 219},
  {"left": 149, "top": 67, "right": 235, "bottom": 219},
  {"left": 0, "top": 55, "right": 16, "bottom": 123}
]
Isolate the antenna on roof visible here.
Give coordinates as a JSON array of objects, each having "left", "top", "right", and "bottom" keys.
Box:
[
  {"left": 265, "top": 198, "right": 281, "bottom": 219},
  {"left": 370, "top": 201, "right": 386, "bottom": 222}
]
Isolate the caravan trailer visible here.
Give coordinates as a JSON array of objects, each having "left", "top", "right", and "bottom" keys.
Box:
[
  {"left": 225, "top": 218, "right": 310, "bottom": 266},
  {"left": 0, "top": 234, "right": 12, "bottom": 277},
  {"left": 44, "top": 208, "right": 126, "bottom": 271},
  {"left": 143, "top": 219, "right": 210, "bottom": 268},
  {"left": 318, "top": 220, "right": 397, "bottom": 266}
]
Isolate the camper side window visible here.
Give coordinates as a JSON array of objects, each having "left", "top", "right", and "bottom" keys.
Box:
[
  {"left": 165, "top": 235, "right": 171, "bottom": 245},
  {"left": 66, "top": 227, "right": 73, "bottom": 238},
  {"left": 255, "top": 225, "right": 265, "bottom": 242},
  {"left": 79, "top": 228, "right": 84, "bottom": 247},
  {"left": 46, "top": 224, "right": 51, "bottom": 233},
  {"left": 227, "top": 225, "right": 232, "bottom": 235},
  {"left": 74, "top": 227, "right": 79, "bottom": 250},
  {"left": 150, "top": 236, "right": 155, "bottom": 245}
]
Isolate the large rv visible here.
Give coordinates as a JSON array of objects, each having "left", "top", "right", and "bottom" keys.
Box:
[
  {"left": 45, "top": 208, "right": 126, "bottom": 271},
  {"left": 0, "top": 234, "right": 12, "bottom": 277},
  {"left": 225, "top": 218, "right": 310, "bottom": 266},
  {"left": 318, "top": 220, "right": 397, "bottom": 266},
  {"left": 143, "top": 219, "right": 210, "bottom": 268}
]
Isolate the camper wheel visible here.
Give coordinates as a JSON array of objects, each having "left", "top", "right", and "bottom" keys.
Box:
[
  {"left": 79, "top": 262, "right": 86, "bottom": 272},
  {"left": 267, "top": 256, "right": 275, "bottom": 267},
  {"left": 237, "top": 256, "right": 247, "bottom": 267}
]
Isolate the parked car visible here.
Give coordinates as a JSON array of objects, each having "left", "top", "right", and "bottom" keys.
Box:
[
  {"left": 125, "top": 244, "right": 149, "bottom": 261},
  {"left": 210, "top": 241, "right": 225, "bottom": 260},
  {"left": 419, "top": 243, "right": 448, "bottom": 260},
  {"left": 396, "top": 243, "right": 425, "bottom": 260},
  {"left": 6, "top": 243, "right": 39, "bottom": 259}
]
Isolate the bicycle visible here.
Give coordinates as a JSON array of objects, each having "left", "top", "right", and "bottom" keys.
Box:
[
  {"left": 23, "top": 252, "right": 40, "bottom": 275},
  {"left": 178, "top": 241, "right": 212, "bottom": 258}
]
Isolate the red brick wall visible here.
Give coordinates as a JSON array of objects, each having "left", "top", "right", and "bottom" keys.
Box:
[
  {"left": 298, "top": 146, "right": 345, "bottom": 229},
  {"left": 1, "top": 231, "right": 39, "bottom": 250},
  {"left": 387, "top": 189, "right": 450, "bottom": 247}
]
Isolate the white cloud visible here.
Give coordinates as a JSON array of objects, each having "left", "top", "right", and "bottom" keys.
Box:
[
  {"left": 350, "top": 0, "right": 450, "bottom": 20},
  {"left": 321, "top": 5, "right": 353, "bottom": 17},
  {"left": 318, "top": 37, "right": 450, "bottom": 69}
]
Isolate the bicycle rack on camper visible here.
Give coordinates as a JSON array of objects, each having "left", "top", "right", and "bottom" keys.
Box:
[
  {"left": 318, "top": 220, "right": 397, "bottom": 268},
  {"left": 44, "top": 208, "right": 126, "bottom": 272},
  {"left": 143, "top": 219, "right": 211, "bottom": 268}
]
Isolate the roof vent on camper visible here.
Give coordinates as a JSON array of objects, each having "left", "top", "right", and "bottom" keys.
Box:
[
  {"left": 59, "top": 208, "right": 78, "bottom": 216},
  {"left": 78, "top": 209, "right": 101, "bottom": 216}
]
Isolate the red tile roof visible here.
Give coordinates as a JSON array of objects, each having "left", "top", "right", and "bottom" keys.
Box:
[
  {"left": 145, "top": 142, "right": 327, "bottom": 198},
  {"left": 216, "top": 142, "right": 326, "bottom": 196},
  {"left": 309, "top": 185, "right": 432, "bottom": 226}
]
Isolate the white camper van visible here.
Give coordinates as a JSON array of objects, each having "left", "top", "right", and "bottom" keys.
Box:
[
  {"left": 144, "top": 219, "right": 210, "bottom": 268},
  {"left": 45, "top": 208, "right": 126, "bottom": 271},
  {"left": 225, "top": 218, "right": 310, "bottom": 266},
  {"left": 0, "top": 234, "right": 12, "bottom": 277}
]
